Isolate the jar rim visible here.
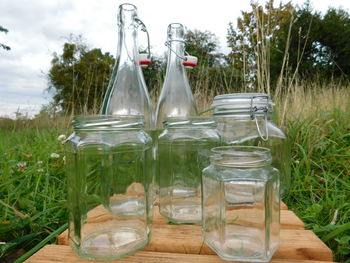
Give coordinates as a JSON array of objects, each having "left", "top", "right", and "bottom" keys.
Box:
[
  {"left": 163, "top": 116, "right": 216, "bottom": 128},
  {"left": 211, "top": 146, "right": 272, "bottom": 168},
  {"left": 212, "top": 93, "right": 273, "bottom": 116},
  {"left": 72, "top": 115, "right": 144, "bottom": 130}
]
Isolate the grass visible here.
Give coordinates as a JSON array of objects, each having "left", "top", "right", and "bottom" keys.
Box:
[
  {"left": 0, "top": 121, "right": 70, "bottom": 262},
  {"left": 0, "top": 88, "right": 349, "bottom": 262},
  {"left": 284, "top": 106, "right": 350, "bottom": 262}
]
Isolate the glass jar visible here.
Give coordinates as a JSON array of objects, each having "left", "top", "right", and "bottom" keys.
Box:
[
  {"left": 212, "top": 93, "right": 290, "bottom": 197},
  {"left": 158, "top": 117, "right": 220, "bottom": 225},
  {"left": 202, "top": 146, "right": 280, "bottom": 262},
  {"left": 65, "top": 116, "right": 153, "bottom": 260}
]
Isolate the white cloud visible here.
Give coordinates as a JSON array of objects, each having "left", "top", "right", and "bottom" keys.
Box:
[{"left": 0, "top": 0, "right": 349, "bottom": 118}]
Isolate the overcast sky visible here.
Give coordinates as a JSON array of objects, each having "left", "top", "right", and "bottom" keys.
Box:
[{"left": 0, "top": 0, "right": 349, "bottom": 118}]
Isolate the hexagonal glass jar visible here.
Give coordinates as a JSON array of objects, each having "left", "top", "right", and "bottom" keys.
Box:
[
  {"left": 158, "top": 117, "right": 220, "bottom": 225},
  {"left": 212, "top": 93, "right": 290, "bottom": 198},
  {"left": 202, "top": 146, "right": 280, "bottom": 262},
  {"left": 65, "top": 116, "right": 153, "bottom": 260}
]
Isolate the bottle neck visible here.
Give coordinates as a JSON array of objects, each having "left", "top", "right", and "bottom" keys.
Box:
[
  {"left": 117, "top": 19, "right": 138, "bottom": 66},
  {"left": 166, "top": 40, "right": 186, "bottom": 75}
]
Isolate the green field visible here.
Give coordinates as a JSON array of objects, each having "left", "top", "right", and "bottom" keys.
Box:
[{"left": 0, "top": 93, "right": 349, "bottom": 262}]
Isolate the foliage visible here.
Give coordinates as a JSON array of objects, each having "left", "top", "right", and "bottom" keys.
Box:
[
  {"left": 226, "top": 1, "right": 350, "bottom": 90},
  {"left": 183, "top": 29, "right": 242, "bottom": 95},
  {"left": 284, "top": 106, "right": 350, "bottom": 262},
  {"left": 142, "top": 54, "right": 164, "bottom": 95},
  {"left": 316, "top": 8, "right": 350, "bottom": 77},
  {"left": 47, "top": 36, "right": 115, "bottom": 113},
  {"left": 185, "top": 29, "right": 223, "bottom": 67},
  {"left": 0, "top": 121, "right": 69, "bottom": 262},
  {"left": 0, "top": 25, "right": 11, "bottom": 51}
]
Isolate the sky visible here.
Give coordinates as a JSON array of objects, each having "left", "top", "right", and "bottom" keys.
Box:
[{"left": 0, "top": 0, "right": 349, "bottom": 119}]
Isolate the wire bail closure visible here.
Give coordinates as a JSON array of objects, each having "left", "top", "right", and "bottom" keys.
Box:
[
  {"left": 134, "top": 17, "right": 151, "bottom": 61},
  {"left": 250, "top": 95, "right": 269, "bottom": 141},
  {"left": 164, "top": 40, "right": 198, "bottom": 68},
  {"left": 164, "top": 40, "right": 188, "bottom": 61}
]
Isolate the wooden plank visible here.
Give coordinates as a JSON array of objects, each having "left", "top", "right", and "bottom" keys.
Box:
[
  {"left": 155, "top": 198, "right": 288, "bottom": 210},
  {"left": 146, "top": 226, "right": 333, "bottom": 261},
  {"left": 281, "top": 201, "right": 288, "bottom": 210},
  {"left": 153, "top": 206, "right": 303, "bottom": 229},
  {"left": 58, "top": 205, "right": 302, "bottom": 245},
  {"left": 27, "top": 245, "right": 334, "bottom": 263},
  {"left": 58, "top": 223, "right": 332, "bottom": 261}
]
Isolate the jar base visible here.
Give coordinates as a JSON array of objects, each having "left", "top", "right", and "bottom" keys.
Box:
[
  {"left": 159, "top": 202, "right": 201, "bottom": 225},
  {"left": 204, "top": 227, "right": 278, "bottom": 263},
  {"left": 71, "top": 227, "right": 148, "bottom": 260}
]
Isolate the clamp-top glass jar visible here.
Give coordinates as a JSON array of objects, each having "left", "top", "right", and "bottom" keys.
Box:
[
  {"left": 65, "top": 116, "right": 153, "bottom": 260},
  {"left": 158, "top": 117, "right": 220, "bottom": 224},
  {"left": 202, "top": 146, "right": 280, "bottom": 262},
  {"left": 212, "top": 93, "right": 290, "bottom": 197}
]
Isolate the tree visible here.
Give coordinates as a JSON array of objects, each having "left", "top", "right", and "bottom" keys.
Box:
[
  {"left": 183, "top": 29, "right": 239, "bottom": 95},
  {"left": 185, "top": 29, "right": 222, "bottom": 67},
  {"left": 141, "top": 54, "right": 164, "bottom": 95},
  {"left": 227, "top": 0, "right": 350, "bottom": 89},
  {"left": 227, "top": 1, "right": 297, "bottom": 91},
  {"left": 47, "top": 36, "right": 115, "bottom": 113},
  {"left": 0, "top": 25, "right": 11, "bottom": 51},
  {"left": 316, "top": 8, "right": 350, "bottom": 77}
]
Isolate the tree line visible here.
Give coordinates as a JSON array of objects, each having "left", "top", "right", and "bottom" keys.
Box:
[{"left": 45, "top": 1, "right": 350, "bottom": 113}]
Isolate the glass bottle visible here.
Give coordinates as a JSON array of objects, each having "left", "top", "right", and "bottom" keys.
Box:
[
  {"left": 101, "top": 3, "right": 154, "bottom": 130},
  {"left": 202, "top": 146, "right": 280, "bottom": 262},
  {"left": 65, "top": 116, "right": 153, "bottom": 260},
  {"left": 158, "top": 117, "right": 220, "bottom": 224},
  {"left": 155, "top": 23, "right": 197, "bottom": 129},
  {"left": 211, "top": 93, "right": 290, "bottom": 197}
]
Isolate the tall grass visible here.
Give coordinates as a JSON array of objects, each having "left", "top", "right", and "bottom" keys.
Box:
[{"left": 0, "top": 85, "right": 349, "bottom": 262}]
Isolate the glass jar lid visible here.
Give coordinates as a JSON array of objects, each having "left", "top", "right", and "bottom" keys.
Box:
[{"left": 211, "top": 93, "right": 273, "bottom": 116}]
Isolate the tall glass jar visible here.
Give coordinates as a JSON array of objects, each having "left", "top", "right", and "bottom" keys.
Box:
[
  {"left": 65, "top": 116, "right": 153, "bottom": 260},
  {"left": 202, "top": 146, "right": 280, "bottom": 262},
  {"left": 212, "top": 93, "right": 290, "bottom": 197},
  {"left": 158, "top": 117, "right": 220, "bottom": 225},
  {"left": 101, "top": 3, "right": 154, "bottom": 130}
]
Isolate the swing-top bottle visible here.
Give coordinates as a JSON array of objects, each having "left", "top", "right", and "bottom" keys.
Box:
[
  {"left": 101, "top": 3, "right": 154, "bottom": 130},
  {"left": 155, "top": 23, "right": 197, "bottom": 129}
]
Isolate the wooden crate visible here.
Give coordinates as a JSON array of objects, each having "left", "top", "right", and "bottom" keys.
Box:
[{"left": 27, "top": 202, "right": 334, "bottom": 263}]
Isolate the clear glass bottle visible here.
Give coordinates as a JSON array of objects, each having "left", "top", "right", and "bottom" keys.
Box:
[
  {"left": 155, "top": 23, "right": 197, "bottom": 129},
  {"left": 65, "top": 116, "right": 153, "bottom": 260},
  {"left": 101, "top": 3, "right": 154, "bottom": 130},
  {"left": 212, "top": 93, "right": 290, "bottom": 197},
  {"left": 202, "top": 146, "right": 280, "bottom": 262},
  {"left": 158, "top": 117, "right": 220, "bottom": 224},
  {"left": 155, "top": 23, "right": 198, "bottom": 189}
]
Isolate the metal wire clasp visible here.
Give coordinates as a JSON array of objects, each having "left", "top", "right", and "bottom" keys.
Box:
[
  {"left": 164, "top": 40, "right": 189, "bottom": 61},
  {"left": 250, "top": 95, "right": 269, "bottom": 141},
  {"left": 134, "top": 17, "right": 151, "bottom": 59}
]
